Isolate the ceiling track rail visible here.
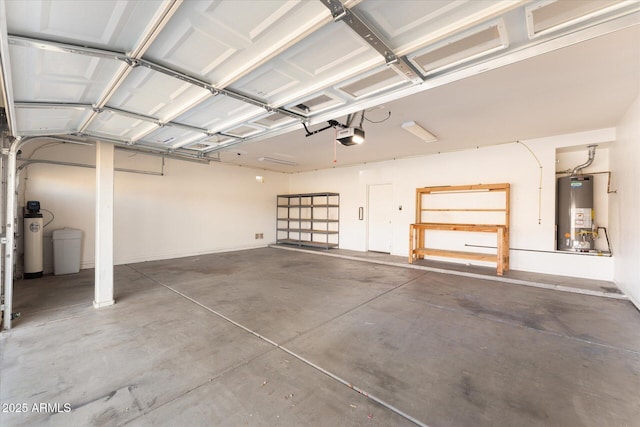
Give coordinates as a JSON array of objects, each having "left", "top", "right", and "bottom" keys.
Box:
[
  {"left": 8, "top": 35, "right": 127, "bottom": 61},
  {"left": 17, "top": 159, "right": 165, "bottom": 177},
  {"left": 320, "top": 0, "right": 424, "bottom": 84},
  {"left": 12, "top": 101, "right": 245, "bottom": 153},
  {"left": 103, "top": 106, "right": 210, "bottom": 135},
  {"left": 14, "top": 101, "right": 221, "bottom": 139},
  {"left": 13, "top": 101, "right": 91, "bottom": 110},
  {"left": 39, "top": 133, "right": 215, "bottom": 164},
  {"left": 113, "top": 143, "right": 220, "bottom": 164}
]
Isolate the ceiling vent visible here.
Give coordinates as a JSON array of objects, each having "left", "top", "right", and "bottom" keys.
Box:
[
  {"left": 409, "top": 21, "right": 508, "bottom": 76},
  {"left": 525, "top": 0, "right": 627, "bottom": 38},
  {"left": 338, "top": 67, "right": 411, "bottom": 99}
]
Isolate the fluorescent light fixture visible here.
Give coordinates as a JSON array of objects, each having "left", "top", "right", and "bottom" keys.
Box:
[
  {"left": 401, "top": 121, "right": 437, "bottom": 143},
  {"left": 258, "top": 156, "right": 297, "bottom": 166},
  {"left": 336, "top": 127, "right": 365, "bottom": 146}
]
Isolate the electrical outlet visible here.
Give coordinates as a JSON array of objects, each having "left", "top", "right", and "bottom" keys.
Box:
[{"left": 255, "top": 233, "right": 264, "bottom": 239}]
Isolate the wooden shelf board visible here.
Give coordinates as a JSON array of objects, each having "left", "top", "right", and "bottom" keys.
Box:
[
  {"left": 422, "top": 208, "right": 506, "bottom": 212},
  {"left": 412, "top": 223, "right": 506, "bottom": 232},
  {"left": 417, "top": 183, "right": 510, "bottom": 194},
  {"left": 413, "top": 248, "right": 496, "bottom": 262}
]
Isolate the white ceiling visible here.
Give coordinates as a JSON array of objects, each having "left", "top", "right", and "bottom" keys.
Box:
[{"left": 1, "top": 0, "right": 638, "bottom": 172}]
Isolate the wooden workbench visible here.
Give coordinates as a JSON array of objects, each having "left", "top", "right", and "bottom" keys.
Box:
[{"left": 409, "top": 183, "right": 510, "bottom": 275}]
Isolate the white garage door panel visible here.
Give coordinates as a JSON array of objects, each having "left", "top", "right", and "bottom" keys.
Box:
[
  {"left": 140, "top": 126, "right": 204, "bottom": 148},
  {"left": 354, "top": 0, "right": 521, "bottom": 54},
  {"left": 210, "top": 0, "right": 298, "bottom": 41},
  {"left": 231, "top": 65, "right": 301, "bottom": 103},
  {"left": 144, "top": 0, "right": 328, "bottom": 86},
  {"left": 15, "top": 107, "right": 87, "bottom": 135},
  {"left": 286, "top": 25, "right": 372, "bottom": 76},
  {"left": 337, "top": 65, "right": 412, "bottom": 99},
  {"left": 251, "top": 112, "right": 297, "bottom": 129},
  {"left": 108, "top": 67, "right": 210, "bottom": 120},
  {"left": 5, "top": 0, "right": 162, "bottom": 52},
  {"left": 9, "top": 45, "right": 121, "bottom": 103},
  {"left": 174, "top": 95, "right": 264, "bottom": 131},
  {"left": 229, "top": 22, "right": 382, "bottom": 106},
  {"left": 87, "top": 111, "right": 157, "bottom": 141},
  {"left": 225, "top": 123, "right": 264, "bottom": 138},
  {"left": 146, "top": 13, "right": 239, "bottom": 78}
]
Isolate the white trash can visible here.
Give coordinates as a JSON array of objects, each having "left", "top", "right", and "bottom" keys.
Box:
[{"left": 52, "top": 228, "right": 82, "bottom": 275}]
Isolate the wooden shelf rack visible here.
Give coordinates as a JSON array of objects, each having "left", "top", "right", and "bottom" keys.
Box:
[{"left": 409, "top": 183, "right": 510, "bottom": 275}]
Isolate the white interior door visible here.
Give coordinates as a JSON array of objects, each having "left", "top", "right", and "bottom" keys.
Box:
[{"left": 368, "top": 184, "right": 393, "bottom": 253}]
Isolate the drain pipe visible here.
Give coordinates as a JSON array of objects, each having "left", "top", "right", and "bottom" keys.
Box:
[{"left": 571, "top": 145, "right": 597, "bottom": 176}]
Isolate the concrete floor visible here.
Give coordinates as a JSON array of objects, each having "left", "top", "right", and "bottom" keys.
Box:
[
  {"left": 272, "top": 245, "right": 625, "bottom": 298},
  {"left": 1, "top": 247, "right": 639, "bottom": 426}
]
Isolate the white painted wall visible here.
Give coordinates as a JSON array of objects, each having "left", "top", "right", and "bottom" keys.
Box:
[
  {"left": 21, "top": 143, "right": 288, "bottom": 268},
  {"left": 611, "top": 94, "right": 640, "bottom": 309},
  {"left": 290, "top": 128, "right": 616, "bottom": 280},
  {"left": 21, "top": 127, "right": 621, "bottom": 282}
]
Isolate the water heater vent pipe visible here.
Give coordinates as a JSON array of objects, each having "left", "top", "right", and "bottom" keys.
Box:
[{"left": 571, "top": 145, "right": 597, "bottom": 176}]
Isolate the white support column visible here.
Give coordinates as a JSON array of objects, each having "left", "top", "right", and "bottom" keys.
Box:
[
  {"left": 3, "top": 140, "right": 18, "bottom": 329},
  {"left": 94, "top": 141, "right": 115, "bottom": 308}
]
